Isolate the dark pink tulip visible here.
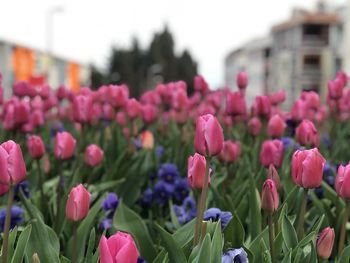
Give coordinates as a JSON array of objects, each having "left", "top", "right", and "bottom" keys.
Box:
[
  {"left": 27, "top": 135, "right": 45, "bottom": 159},
  {"left": 336, "top": 164, "right": 350, "bottom": 200},
  {"left": 268, "top": 164, "right": 281, "bottom": 190},
  {"left": 2, "top": 101, "right": 16, "bottom": 130},
  {"left": 292, "top": 148, "right": 325, "bottom": 189},
  {"left": 66, "top": 184, "right": 90, "bottom": 221},
  {"left": 328, "top": 78, "right": 343, "bottom": 100},
  {"left": 0, "top": 140, "right": 27, "bottom": 185},
  {"left": 109, "top": 84, "right": 129, "bottom": 108},
  {"left": 142, "top": 104, "right": 157, "bottom": 124},
  {"left": 13, "top": 81, "right": 31, "bottom": 97},
  {"left": 140, "top": 90, "right": 161, "bottom": 105},
  {"left": 291, "top": 99, "right": 307, "bottom": 121},
  {"left": 301, "top": 91, "right": 320, "bottom": 110},
  {"left": 84, "top": 144, "right": 104, "bottom": 167},
  {"left": 317, "top": 227, "right": 335, "bottom": 259},
  {"left": 54, "top": 132, "right": 76, "bottom": 160},
  {"left": 252, "top": 95, "right": 271, "bottom": 117},
  {"left": 194, "top": 75, "right": 209, "bottom": 93},
  {"left": 269, "top": 90, "right": 286, "bottom": 105},
  {"left": 267, "top": 114, "right": 286, "bottom": 138},
  {"left": 188, "top": 153, "right": 210, "bottom": 189},
  {"left": 336, "top": 71, "right": 348, "bottom": 87},
  {"left": 99, "top": 232, "right": 140, "bottom": 263},
  {"left": 102, "top": 103, "right": 114, "bottom": 121},
  {"left": 0, "top": 183, "right": 9, "bottom": 196},
  {"left": 261, "top": 179, "right": 279, "bottom": 213},
  {"left": 236, "top": 71, "right": 248, "bottom": 90},
  {"left": 116, "top": 111, "right": 126, "bottom": 127},
  {"left": 226, "top": 91, "right": 246, "bottom": 116},
  {"left": 219, "top": 140, "right": 241, "bottom": 163},
  {"left": 56, "top": 85, "right": 67, "bottom": 100},
  {"left": 171, "top": 88, "right": 188, "bottom": 111},
  {"left": 260, "top": 140, "right": 284, "bottom": 168},
  {"left": 248, "top": 117, "right": 262, "bottom": 136},
  {"left": 295, "top": 119, "right": 319, "bottom": 147},
  {"left": 194, "top": 114, "right": 224, "bottom": 157},
  {"left": 126, "top": 98, "right": 141, "bottom": 119},
  {"left": 31, "top": 96, "right": 44, "bottom": 111},
  {"left": 73, "top": 95, "right": 93, "bottom": 123},
  {"left": 171, "top": 109, "right": 188, "bottom": 125}
]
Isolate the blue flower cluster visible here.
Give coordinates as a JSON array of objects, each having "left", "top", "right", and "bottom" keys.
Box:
[
  {"left": 280, "top": 137, "right": 300, "bottom": 151},
  {"left": 222, "top": 248, "right": 248, "bottom": 263},
  {"left": 0, "top": 205, "right": 24, "bottom": 232},
  {"left": 141, "top": 163, "right": 190, "bottom": 207},
  {"left": 14, "top": 180, "right": 30, "bottom": 202},
  {"left": 100, "top": 193, "right": 119, "bottom": 230},
  {"left": 203, "top": 208, "right": 232, "bottom": 229},
  {"left": 173, "top": 196, "right": 197, "bottom": 225}
]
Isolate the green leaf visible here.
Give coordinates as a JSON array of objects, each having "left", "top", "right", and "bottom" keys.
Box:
[
  {"left": 249, "top": 227, "right": 269, "bottom": 263},
  {"left": 282, "top": 215, "right": 297, "bottom": 249},
  {"left": 11, "top": 225, "right": 32, "bottom": 263},
  {"left": 67, "top": 196, "right": 103, "bottom": 262},
  {"left": 259, "top": 239, "right": 272, "bottom": 263},
  {"left": 84, "top": 228, "right": 96, "bottom": 263},
  {"left": 281, "top": 249, "right": 292, "bottom": 263},
  {"left": 169, "top": 201, "right": 181, "bottom": 230},
  {"left": 113, "top": 201, "right": 157, "bottom": 262},
  {"left": 224, "top": 212, "right": 245, "bottom": 248},
  {"left": 196, "top": 234, "right": 211, "bottom": 263},
  {"left": 211, "top": 222, "right": 223, "bottom": 263},
  {"left": 249, "top": 177, "right": 261, "bottom": 239},
  {"left": 8, "top": 227, "right": 18, "bottom": 261},
  {"left": 338, "top": 244, "right": 350, "bottom": 263},
  {"left": 173, "top": 219, "right": 195, "bottom": 245},
  {"left": 155, "top": 224, "right": 187, "bottom": 263}
]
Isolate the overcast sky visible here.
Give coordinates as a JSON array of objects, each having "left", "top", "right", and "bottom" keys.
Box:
[{"left": 0, "top": 0, "right": 346, "bottom": 88}]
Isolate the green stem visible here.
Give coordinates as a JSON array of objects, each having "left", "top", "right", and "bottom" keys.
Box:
[
  {"left": 1, "top": 185, "right": 14, "bottom": 263},
  {"left": 338, "top": 201, "right": 350, "bottom": 255},
  {"left": 72, "top": 222, "right": 78, "bottom": 263},
  {"left": 193, "top": 156, "right": 211, "bottom": 246},
  {"left": 268, "top": 213, "right": 275, "bottom": 263},
  {"left": 297, "top": 188, "right": 308, "bottom": 240},
  {"left": 37, "top": 160, "right": 45, "bottom": 216},
  {"left": 54, "top": 163, "right": 64, "bottom": 233}
]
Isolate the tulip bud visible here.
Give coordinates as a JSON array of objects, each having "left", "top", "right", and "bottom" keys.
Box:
[
  {"left": 100, "top": 232, "right": 140, "bottom": 263},
  {"left": 73, "top": 95, "right": 93, "bottom": 123},
  {"left": 316, "top": 227, "right": 335, "bottom": 259},
  {"left": 292, "top": 148, "right": 325, "bottom": 189},
  {"left": 219, "top": 140, "right": 241, "bottom": 163},
  {"left": 269, "top": 90, "right": 286, "bottom": 105},
  {"left": 54, "top": 132, "right": 76, "bottom": 160},
  {"left": 267, "top": 114, "right": 286, "bottom": 138},
  {"left": 328, "top": 78, "right": 343, "bottom": 100},
  {"left": 226, "top": 91, "right": 246, "bottom": 116},
  {"left": 0, "top": 140, "right": 27, "bottom": 185},
  {"left": 140, "top": 130, "right": 154, "bottom": 149},
  {"left": 252, "top": 96, "right": 271, "bottom": 118},
  {"left": 336, "top": 164, "right": 350, "bottom": 200},
  {"left": 267, "top": 164, "right": 281, "bottom": 190},
  {"left": 66, "top": 184, "right": 90, "bottom": 221},
  {"left": 27, "top": 135, "right": 45, "bottom": 159},
  {"left": 236, "top": 71, "right": 248, "bottom": 90},
  {"left": 260, "top": 140, "right": 284, "bottom": 168},
  {"left": 188, "top": 153, "right": 211, "bottom": 189},
  {"left": 248, "top": 117, "right": 262, "bottom": 136},
  {"left": 142, "top": 104, "right": 157, "bottom": 124},
  {"left": 84, "top": 144, "right": 104, "bottom": 167},
  {"left": 295, "top": 119, "right": 319, "bottom": 147},
  {"left": 194, "top": 114, "right": 224, "bottom": 157},
  {"left": 261, "top": 179, "right": 279, "bottom": 213}
]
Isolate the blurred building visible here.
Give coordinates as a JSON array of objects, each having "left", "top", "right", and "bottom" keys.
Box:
[
  {"left": 0, "top": 39, "right": 90, "bottom": 98},
  {"left": 225, "top": 1, "right": 345, "bottom": 108}
]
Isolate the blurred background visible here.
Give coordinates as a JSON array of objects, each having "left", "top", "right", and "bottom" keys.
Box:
[{"left": 0, "top": 0, "right": 347, "bottom": 106}]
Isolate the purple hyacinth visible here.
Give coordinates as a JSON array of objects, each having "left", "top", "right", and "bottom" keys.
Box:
[
  {"left": 102, "top": 193, "right": 119, "bottom": 219},
  {"left": 222, "top": 248, "right": 248, "bottom": 263},
  {"left": 154, "top": 181, "right": 173, "bottom": 205},
  {"left": 0, "top": 205, "right": 24, "bottom": 232},
  {"left": 173, "top": 196, "right": 197, "bottom": 225},
  {"left": 203, "top": 208, "right": 232, "bottom": 229},
  {"left": 14, "top": 180, "right": 29, "bottom": 202},
  {"left": 173, "top": 179, "right": 190, "bottom": 202},
  {"left": 158, "top": 163, "right": 180, "bottom": 185},
  {"left": 142, "top": 188, "right": 153, "bottom": 207}
]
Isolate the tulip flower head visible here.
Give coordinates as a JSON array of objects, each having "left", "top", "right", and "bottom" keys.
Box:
[
  {"left": 295, "top": 119, "right": 319, "bottom": 147},
  {"left": 187, "top": 153, "right": 211, "bottom": 189},
  {"left": 236, "top": 71, "right": 248, "bottom": 90},
  {"left": 99, "top": 231, "right": 140, "bottom": 263},
  {"left": 336, "top": 163, "right": 350, "bottom": 200},
  {"left": 267, "top": 114, "right": 286, "bottom": 138},
  {"left": 261, "top": 179, "right": 279, "bottom": 213},
  {"left": 219, "top": 140, "right": 241, "bottom": 163},
  {"left": 84, "top": 144, "right": 104, "bottom": 167},
  {"left": 194, "top": 114, "right": 224, "bottom": 157},
  {"left": 66, "top": 184, "right": 90, "bottom": 221},
  {"left": 248, "top": 117, "right": 262, "bottom": 136},
  {"left": 316, "top": 227, "right": 335, "bottom": 259},
  {"left": 54, "top": 131, "right": 77, "bottom": 160},
  {"left": 292, "top": 148, "right": 326, "bottom": 189},
  {"left": 260, "top": 140, "right": 284, "bottom": 168},
  {"left": 27, "top": 135, "right": 45, "bottom": 159}
]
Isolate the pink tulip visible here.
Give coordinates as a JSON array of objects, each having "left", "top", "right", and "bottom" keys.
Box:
[
  {"left": 99, "top": 232, "right": 140, "bottom": 263},
  {"left": 0, "top": 140, "right": 27, "bottom": 185},
  {"left": 102, "top": 103, "right": 114, "bottom": 121},
  {"left": 126, "top": 99, "right": 141, "bottom": 119},
  {"left": 291, "top": 99, "right": 307, "bottom": 121},
  {"left": 226, "top": 91, "right": 246, "bottom": 116},
  {"left": 260, "top": 140, "right": 284, "bottom": 168},
  {"left": 171, "top": 88, "right": 188, "bottom": 111},
  {"left": 269, "top": 90, "right": 286, "bottom": 105},
  {"left": 66, "top": 184, "right": 90, "bottom": 221},
  {"left": 140, "top": 90, "right": 161, "bottom": 105},
  {"left": 54, "top": 132, "right": 77, "bottom": 160},
  {"left": 0, "top": 183, "right": 9, "bottom": 196},
  {"left": 261, "top": 179, "right": 279, "bottom": 213},
  {"left": 295, "top": 119, "right": 319, "bottom": 147},
  {"left": 336, "top": 164, "right": 350, "bottom": 200},
  {"left": 109, "top": 85, "right": 129, "bottom": 108},
  {"left": 236, "top": 71, "right": 248, "bottom": 90},
  {"left": 248, "top": 117, "right": 262, "bottom": 136},
  {"left": 267, "top": 114, "right": 286, "bottom": 138},
  {"left": 252, "top": 95, "right": 271, "bottom": 118},
  {"left": 140, "top": 131, "right": 154, "bottom": 149},
  {"left": 292, "top": 148, "right": 325, "bottom": 189},
  {"left": 73, "top": 95, "right": 93, "bottom": 123},
  {"left": 301, "top": 91, "right": 320, "bottom": 110},
  {"left": 27, "top": 135, "right": 45, "bottom": 159},
  {"left": 56, "top": 85, "right": 67, "bottom": 100},
  {"left": 317, "top": 227, "right": 335, "bottom": 259},
  {"left": 328, "top": 78, "right": 343, "bottom": 100},
  {"left": 194, "top": 75, "right": 209, "bottom": 93},
  {"left": 219, "top": 141, "right": 241, "bottom": 163},
  {"left": 116, "top": 111, "right": 126, "bottom": 127},
  {"left": 142, "top": 104, "right": 157, "bottom": 124},
  {"left": 84, "top": 144, "right": 104, "bottom": 167},
  {"left": 267, "top": 164, "right": 281, "bottom": 190},
  {"left": 188, "top": 153, "right": 210, "bottom": 189},
  {"left": 194, "top": 114, "right": 224, "bottom": 157}
]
